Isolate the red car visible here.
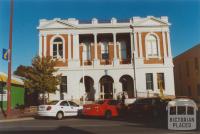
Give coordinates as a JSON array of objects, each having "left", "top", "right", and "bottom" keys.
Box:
[{"left": 82, "top": 99, "right": 121, "bottom": 119}]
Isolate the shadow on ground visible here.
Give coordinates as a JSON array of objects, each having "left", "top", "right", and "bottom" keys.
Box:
[{"left": 0, "top": 126, "right": 94, "bottom": 134}]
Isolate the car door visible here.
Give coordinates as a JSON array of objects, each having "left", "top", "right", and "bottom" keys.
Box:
[
  {"left": 59, "top": 101, "right": 71, "bottom": 116},
  {"left": 68, "top": 101, "right": 79, "bottom": 116}
]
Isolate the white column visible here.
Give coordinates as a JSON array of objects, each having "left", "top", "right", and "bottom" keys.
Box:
[
  {"left": 44, "top": 34, "right": 47, "bottom": 57},
  {"left": 133, "top": 32, "right": 138, "bottom": 58},
  {"left": 138, "top": 32, "right": 143, "bottom": 58},
  {"left": 130, "top": 33, "right": 133, "bottom": 61},
  {"left": 39, "top": 33, "right": 42, "bottom": 57},
  {"left": 113, "top": 33, "right": 117, "bottom": 59},
  {"left": 94, "top": 82, "right": 99, "bottom": 100},
  {"left": 157, "top": 38, "right": 161, "bottom": 59},
  {"left": 166, "top": 31, "right": 172, "bottom": 57},
  {"left": 162, "top": 31, "right": 167, "bottom": 57},
  {"left": 73, "top": 33, "right": 79, "bottom": 60},
  {"left": 94, "top": 33, "right": 98, "bottom": 60},
  {"left": 68, "top": 34, "right": 71, "bottom": 60}
]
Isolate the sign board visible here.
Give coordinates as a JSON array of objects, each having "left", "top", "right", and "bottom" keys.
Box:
[
  {"left": 0, "top": 89, "right": 7, "bottom": 101},
  {"left": 167, "top": 98, "right": 197, "bottom": 130}
]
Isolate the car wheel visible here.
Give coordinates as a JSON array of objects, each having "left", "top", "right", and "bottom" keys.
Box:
[
  {"left": 105, "top": 111, "right": 112, "bottom": 119},
  {"left": 56, "top": 112, "right": 63, "bottom": 120}
]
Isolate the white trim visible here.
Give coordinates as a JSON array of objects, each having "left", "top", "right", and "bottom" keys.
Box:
[
  {"left": 68, "top": 34, "right": 72, "bottom": 60},
  {"left": 73, "top": 34, "right": 79, "bottom": 60},
  {"left": 113, "top": 33, "right": 117, "bottom": 59},
  {"left": 166, "top": 31, "right": 172, "bottom": 57},
  {"left": 44, "top": 34, "right": 47, "bottom": 57},
  {"left": 133, "top": 32, "right": 138, "bottom": 58},
  {"left": 130, "top": 33, "right": 133, "bottom": 60},
  {"left": 138, "top": 33, "right": 143, "bottom": 58},
  {"left": 145, "top": 32, "right": 161, "bottom": 60},
  {"left": 162, "top": 31, "right": 167, "bottom": 57},
  {"left": 39, "top": 34, "right": 42, "bottom": 57},
  {"left": 93, "top": 33, "right": 98, "bottom": 60},
  {"left": 50, "top": 34, "right": 66, "bottom": 61}
]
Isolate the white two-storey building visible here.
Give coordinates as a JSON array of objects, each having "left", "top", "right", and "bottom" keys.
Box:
[{"left": 37, "top": 16, "right": 175, "bottom": 102}]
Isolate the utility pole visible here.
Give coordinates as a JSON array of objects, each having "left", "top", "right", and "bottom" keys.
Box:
[
  {"left": 7, "top": 0, "right": 14, "bottom": 117},
  {"left": 130, "top": 25, "right": 137, "bottom": 98}
]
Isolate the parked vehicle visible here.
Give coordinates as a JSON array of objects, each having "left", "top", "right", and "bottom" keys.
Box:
[
  {"left": 82, "top": 99, "right": 122, "bottom": 119},
  {"left": 127, "top": 97, "right": 171, "bottom": 119},
  {"left": 167, "top": 98, "right": 198, "bottom": 130},
  {"left": 37, "top": 100, "right": 83, "bottom": 120}
]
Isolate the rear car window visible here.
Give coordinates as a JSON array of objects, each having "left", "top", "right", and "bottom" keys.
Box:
[
  {"left": 95, "top": 100, "right": 104, "bottom": 105},
  {"left": 177, "top": 106, "right": 186, "bottom": 115},
  {"left": 60, "top": 101, "right": 69, "bottom": 106},
  {"left": 68, "top": 101, "right": 79, "bottom": 107},
  {"left": 170, "top": 106, "right": 176, "bottom": 115},
  {"left": 187, "top": 107, "right": 194, "bottom": 115},
  {"left": 47, "top": 101, "right": 59, "bottom": 105}
]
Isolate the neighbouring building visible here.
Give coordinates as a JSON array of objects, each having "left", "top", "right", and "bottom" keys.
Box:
[
  {"left": 174, "top": 44, "right": 200, "bottom": 102},
  {"left": 37, "top": 16, "right": 175, "bottom": 102},
  {"left": 0, "top": 72, "right": 25, "bottom": 110}
]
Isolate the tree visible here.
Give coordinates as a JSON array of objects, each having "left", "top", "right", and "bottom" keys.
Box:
[
  {"left": 14, "top": 65, "right": 32, "bottom": 78},
  {"left": 15, "top": 56, "right": 61, "bottom": 104}
]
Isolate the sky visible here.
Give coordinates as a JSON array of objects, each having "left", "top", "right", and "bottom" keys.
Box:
[{"left": 0, "top": 0, "right": 200, "bottom": 74}]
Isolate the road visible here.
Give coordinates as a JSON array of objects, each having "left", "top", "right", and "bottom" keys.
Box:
[{"left": 0, "top": 117, "right": 199, "bottom": 134}]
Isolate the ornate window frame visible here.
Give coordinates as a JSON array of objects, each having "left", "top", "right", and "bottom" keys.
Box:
[
  {"left": 50, "top": 35, "right": 65, "bottom": 62},
  {"left": 145, "top": 32, "right": 161, "bottom": 60}
]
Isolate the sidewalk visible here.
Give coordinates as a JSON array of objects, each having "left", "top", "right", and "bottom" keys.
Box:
[{"left": 0, "top": 107, "right": 36, "bottom": 122}]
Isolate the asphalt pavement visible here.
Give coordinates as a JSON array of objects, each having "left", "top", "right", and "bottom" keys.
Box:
[{"left": 0, "top": 117, "right": 199, "bottom": 134}]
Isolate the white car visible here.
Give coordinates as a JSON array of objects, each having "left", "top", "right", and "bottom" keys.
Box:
[{"left": 37, "top": 100, "right": 83, "bottom": 120}]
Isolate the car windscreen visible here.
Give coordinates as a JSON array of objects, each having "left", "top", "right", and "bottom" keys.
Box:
[{"left": 47, "top": 100, "right": 59, "bottom": 105}]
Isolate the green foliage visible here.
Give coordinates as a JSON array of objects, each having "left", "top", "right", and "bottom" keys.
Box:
[{"left": 15, "top": 56, "right": 61, "bottom": 95}]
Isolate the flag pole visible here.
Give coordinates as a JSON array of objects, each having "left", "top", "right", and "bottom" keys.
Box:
[{"left": 7, "top": 0, "right": 14, "bottom": 117}]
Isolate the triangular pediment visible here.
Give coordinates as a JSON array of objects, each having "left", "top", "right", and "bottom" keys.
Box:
[
  {"left": 39, "top": 20, "right": 77, "bottom": 29},
  {"left": 134, "top": 17, "right": 170, "bottom": 26}
]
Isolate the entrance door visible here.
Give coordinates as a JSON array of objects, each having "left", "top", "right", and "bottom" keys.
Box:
[{"left": 99, "top": 75, "right": 114, "bottom": 99}]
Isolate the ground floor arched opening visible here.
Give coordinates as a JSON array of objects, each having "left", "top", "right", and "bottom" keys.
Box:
[
  {"left": 80, "top": 76, "right": 95, "bottom": 101},
  {"left": 119, "top": 75, "right": 134, "bottom": 98},
  {"left": 99, "top": 75, "right": 114, "bottom": 99}
]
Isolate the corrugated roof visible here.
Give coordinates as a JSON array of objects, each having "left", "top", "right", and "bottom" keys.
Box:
[{"left": 0, "top": 72, "right": 24, "bottom": 86}]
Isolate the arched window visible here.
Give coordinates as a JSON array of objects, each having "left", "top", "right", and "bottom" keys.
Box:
[
  {"left": 119, "top": 41, "right": 127, "bottom": 60},
  {"left": 83, "top": 42, "right": 91, "bottom": 60},
  {"left": 52, "top": 38, "right": 63, "bottom": 59},
  {"left": 101, "top": 41, "right": 109, "bottom": 60},
  {"left": 146, "top": 35, "right": 158, "bottom": 57}
]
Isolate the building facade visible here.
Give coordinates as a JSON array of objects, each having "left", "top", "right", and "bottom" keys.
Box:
[
  {"left": 174, "top": 44, "right": 200, "bottom": 102},
  {"left": 37, "top": 16, "right": 175, "bottom": 102}
]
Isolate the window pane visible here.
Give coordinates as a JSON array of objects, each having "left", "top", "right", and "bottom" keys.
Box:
[
  {"left": 54, "top": 38, "right": 62, "bottom": 43},
  {"left": 152, "top": 41, "right": 158, "bottom": 56},
  {"left": 187, "top": 107, "right": 194, "bottom": 115},
  {"left": 58, "top": 44, "right": 63, "bottom": 58},
  {"left": 53, "top": 44, "right": 57, "bottom": 58},
  {"left": 170, "top": 107, "right": 176, "bottom": 115},
  {"left": 83, "top": 43, "right": 91, "bottom": 60},
  {"left": 157, "top": 73, "right": 165, "bottom": 90},
  {"left": 60, "top": 76, "right": 67, "bottom": 93},
  {"left": 146, "top": 73, "right": 153, "bottom": 90},
  {"left": 177, "top": 106, "right": 186, "bottom": 115},
  {"left": 60, "top": 101, "right": 69, "bottom": 106},
  {"left": 102, "top": 53, "right": 109, "bottom": 60},
  {"left": 120, "top": 41, "right": 127, "bottom": 59}
]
